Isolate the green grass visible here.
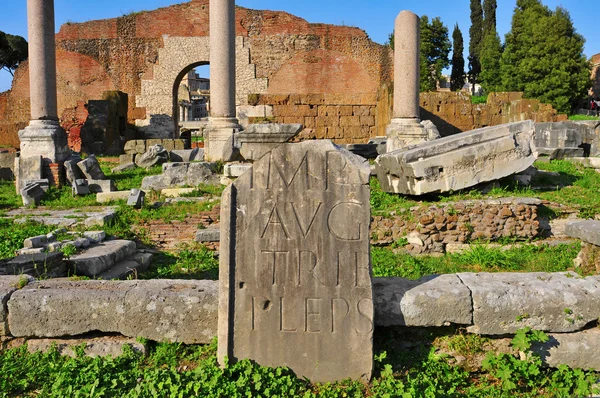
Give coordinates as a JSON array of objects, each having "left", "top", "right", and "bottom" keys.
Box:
[
  {"left": 471, "top": 95, "right": 488, "bottom": 104},
  {"left": 141, "top": 243, "right": 219, "bottom": 280},
  {"left": 568, "top": 114, "right": 600, "bottom": 121},
  {"left": 372, "top": 242, "right": 582, "bottom": 279},
  {"left": 0, "top": 218, "right": 55, "bottom": 259},
  {"left": 0, "top": 333, "right": 596, "bottom": 397}
]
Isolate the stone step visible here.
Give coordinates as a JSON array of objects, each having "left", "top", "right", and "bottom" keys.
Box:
[
  {"left": 66, "top": 240, "right": 136, "bottom": 277},
  {"left": 98, "top": 252, "right": 153, "bottom": 280}
]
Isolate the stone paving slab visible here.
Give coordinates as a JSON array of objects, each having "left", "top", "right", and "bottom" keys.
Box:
[
  {"left": 565, "top": 220, "right": 600, "bottom": 247},
  {"left": 66, "top": 240, "right": 136, "bottom": 277},
  {"left": 5, "top": 207, "right": 117, "bottom": 228},
  {"left": 0, "top": 275, "right": 34, "bottom": 336},
  {"left": 460, "top": 272, "right": 600, "bottom": 335},
  {"left": 373, "top": 275, "right": 472, "bottom": 327},
  {"left": 7, "top": 279, "right": 219, "bottom": 344}
]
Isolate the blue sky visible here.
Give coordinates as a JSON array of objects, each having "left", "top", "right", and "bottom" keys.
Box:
[{"left": 0, "top": 0, "right": 597, "bottom": 92}]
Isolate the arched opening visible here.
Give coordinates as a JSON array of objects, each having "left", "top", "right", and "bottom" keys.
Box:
[{"left": 172, "top": 62, "right": 211, "bottom": 137}]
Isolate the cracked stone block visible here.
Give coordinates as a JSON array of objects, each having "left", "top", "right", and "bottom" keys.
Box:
[
  {"left": 127, "top": 189, "right": 145, "bottom": 209},
  {"left": 72, "top": 179, "right": 89, "bottom": 196},
  {"left": 565, "top": 220, "right": 600, "bottom": 247},
  {"left": 20, "top": 182, "right": 45, "bottom": 206},
  {"left": 77, "top": 155, "right": 106, "bottom": 180}
]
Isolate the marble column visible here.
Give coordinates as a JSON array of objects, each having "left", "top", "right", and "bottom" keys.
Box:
[
  {"left": 205, "top": 0, "right": 241, "bottom": 161},
  {"left": 18, "top": 0, "right": 69, "bottom": 191},
  {"left": 386, "top": 10, "right": 428, "bottom": 153}
]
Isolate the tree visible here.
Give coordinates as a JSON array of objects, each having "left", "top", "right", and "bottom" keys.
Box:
[
  {"left": 420, "top": 16, "right": 451, "bottom": 92},
  {"left": 450, "top": 24, "right": 466, "bottom": 91},
  {"left": 500, "top": 0, "right": 590, "bottom": 113},
  {"left": 0, "top": 31, "right": 28, "bottom": 77},
  {"left": 479, "top": 0, "right": 502, "bottom": 93},
  {"left": 468, "top": 0, "right": 483, "bottom": 94}
]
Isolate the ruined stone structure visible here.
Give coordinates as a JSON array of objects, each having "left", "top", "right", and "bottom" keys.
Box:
[
  {"left": 591, "top": 53, "right": 600, "bottom": 99},
  {"left": 0, "top": 0, "right": 390, "bottom": 148}
]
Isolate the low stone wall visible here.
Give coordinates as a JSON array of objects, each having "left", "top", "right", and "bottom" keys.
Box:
[
  {"left": 3, "top": 272, "right": 600, "bottom": 369},
  {"left": 371, "top": 198, "right": 542, "bottom": 254},
  {"left": 124, "top": 139, "right": 187, "bottom": 155}
]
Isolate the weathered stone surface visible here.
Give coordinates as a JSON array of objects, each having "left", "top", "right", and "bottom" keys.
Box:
[
  {"left": 161, "top": 188, "right": 196, "bottom": 197},
  {"left": 83, "top": 231, "right": 106, "bottom": 243},
  {"left": 26, "top": 335, "right": 147, "bottom": 358},
  {"left": 4, "top": 252, "right": 64, "bottom": 278},
  {"left": 1, "top": 275, "right": 34, "bottom": 335},
  {"left": 376, "top": 121, "right": 536, "bottom": 195},
  {"left": 169, "top": 148, "right": 203, "bottom": 162},
  {"left": 127, "top": 189, "right": 145, "bottom": 209},
  {"left": 96, "top": 191, "right": 130, "bottom": 203},
  {"left": 219, "top": 140, "right": 373, "bottom": 382},
  {"left": 135, "top": 144, "right": 168, "bottom": 168},
  {"left": 345, "top": 143, "right": 379, "bottom": 159},
  {"left": 0, "top": 152, "right": 16, "bottom": 180},
  {"left": 23, "top": 235, "right": 47, "bottom": 249},
  {"left": 64, "top": 156, "right": 84, "bottom": 184},
  {"left": 195, "top": 228, "right": 220, "bottom": 242},
  {"left": 98, "top": 259, "right": 149, "bottom": 280},
  {"left": 223, "top": 163, "right": 252, "bottom": 178},
  {"left": 460, "top": 272, "right": 600, "bottom": 335},
  {"left": 72, "top": 179, "right": 89, "bottom": 196},
  {"left": 15, "top": 156, "right": 42, "bottom": 193},
  {"left": 237, "top": 123, "right": 302, "bottom": 161},
  {"left": 140, "top": 162, "right": 215, "bottom": 191},
  {"left": 77, "top": 155, "right": 106, "bottom": 180},
  {"left": 534, "top": 121, "right": 587, "bottom": 159},
  {"left": 87, "top": 179, "right": 116, "bottom": 193},
  {"left": 565, "top": 220, "right": 600, "bottom": 247},
  {"left": 111, "top": 162, "right": 136, "bottom": 173},
  {"left": 20, "top": 182, "right": 45, "bottom": 206},
  {"left": 373, "top": 275, "right": 472, "bottom": 327},
  {"left": 124, "top": 140, "right": 145, "bottom": 155},
  {"left": 119, "top": 154, "right": 135, "bottom": 164},
  {"left": 532, "top": 328, "right": 600, "bottom": 370},
  {"left": 568, "top": 157, "right": 600, "bottom": 169},
  {"left": 66, "top": 240, "right": 136, "bottom": 277},
  {"left": 7, "top": 279, "right": 218, "bottom": 344}
]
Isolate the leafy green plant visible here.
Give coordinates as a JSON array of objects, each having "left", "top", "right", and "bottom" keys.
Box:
[{"left": 59, "top": 243, "right": 77, "bottom": 258}]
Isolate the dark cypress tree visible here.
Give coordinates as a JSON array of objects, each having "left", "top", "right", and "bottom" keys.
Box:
[
  {"left": 480, "top": 0, "right": 501, "bottom": 93},
  {"left": 450, "top": 24, "right": 466, "bottom": 91},
  {"left": 483, "top": 0, "right": 497, "bottom": 36},
  {"left": 468, "top": 0, "right": 483, "bottom": 94}
]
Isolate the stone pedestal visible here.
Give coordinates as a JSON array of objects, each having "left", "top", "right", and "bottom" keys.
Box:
[
  {"left": 386, "top": 118, "right": 428, "bottom": 152},
  {"left": 19, "top": 121, "right": 69, "bottom": 164},
  {"left": 205, "top": 117, "right": 241, "bottom": 161}
]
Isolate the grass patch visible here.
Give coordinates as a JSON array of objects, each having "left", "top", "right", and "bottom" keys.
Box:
[
  {"left": 471, "top": 95, "right": 488, "bottom": 104},
  {"left": 568, "top": 114, "right": 600, "bottom": 121},
  {"left": 0, "top": 333, "right": 597, "bottom": 397},
  {"left": 372, "top": 242, "right": 582, "bottom": 279},
  {"left": 141, "top": 243, "right": 219, "bottom": 280},
  {"left": 0, "top": 218, "right": 54, "bottom": 260}
]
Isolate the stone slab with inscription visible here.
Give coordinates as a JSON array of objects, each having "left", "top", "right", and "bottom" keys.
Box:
[{"left": 218, "top": 140, "right": 373, "bottom": 382}]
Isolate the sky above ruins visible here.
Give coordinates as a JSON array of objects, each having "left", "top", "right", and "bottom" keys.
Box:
[{"left": 0, "top": 0, "right": 597, "bottom": 92}]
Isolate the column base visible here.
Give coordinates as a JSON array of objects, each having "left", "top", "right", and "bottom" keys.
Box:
[
  {"left": 386, "top": 118, "right": 428, "bottom": 153},
  {"left": 18, "top": 120, "right": 70, "bottom": 163},
  {"left": 205, "top": 117, "right": 242, "bottom": 161}
]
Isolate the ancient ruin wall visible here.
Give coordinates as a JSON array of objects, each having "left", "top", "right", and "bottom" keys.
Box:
[
  {"left": 591, "top": 53, "right": 600, "bottom": 99},
  {"left": 0, "top": 0, "right": 389, "bottom": 146}
]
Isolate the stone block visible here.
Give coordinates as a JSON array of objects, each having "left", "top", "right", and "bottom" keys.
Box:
[
  {"left": 4, "top": 252, "right": 64, "bottom": 279},
  {"left": 169, "top": 148, "right": 202, "bottom": 162},
  {"left": 20, "top": 182, "right": 45, "bottom": 206},
  {"left": 72, "top": 179, "right": 90, "bottom": 196},
  {"left": 161, "top": 188, "right": 196, "bottom": 197},
  {"left": 196, "top": 228, "right": 220, "bottom": 242},
  {"left": 186, "top": 162, "right": 216, "bottom": 186},
  {"left": 87, "top": 179, "right": 116, "bottom": 193},
  {"left": 237, "top": 123, "right": 303, "bottom": 161},
  {"left": 565, "top": 220, "right": 600, "bottom": 247},
  {"left": 459, "top": 272, "right": 600, "bottom": 335},
  {"left": 64, "top": 156, "right": 84, "bottom": 184},
  {"left": 66, "top": 240, "right": 136, "bottom": 277},
  {"left": 219, "top": 140, "right": 373, "bottom": 382},
  {"left": 127, "top": 189, "right": 145, "bottom": 209},
  {"left": 532, "top": 328, "right": 600, "bottom": 370},
  {"left": 534, "top": 122, "right": 586, "bottom": 158},
  {"left": 119, "top": 154, "right": 135, "bottom": 164},
  {"left": 135, "top": 144, "right": 169, "bottom": 168},
  {"left": 223, "top": 163, "right": 252, "bottom": 178},
  {"left": 0, "top": 152, "right": 16, "bottom": 180},
  {"left": 83, "top": 231, "right": 106, "bottom": 244},
  {"left": 23, "top": 235, "right": 48, "bottom": 249},
  {"left": 77, "top": 155, "right": 106, "bottom": 180},
  {"left": 174, "top": 139, "right": 186, "bottom": 150},
  {"left": 7, "top": 279, "right": 218, "bottom": 344},
  {"left": 15, "top": 156, "right": 42, "bottom": 193},
  {"left": 568, "top": 157, "right": 600, "bottom": 169},
  {"left": 96, "top": 191, "right": 130, "bottom": 203},
  {"left": 373, "top": 275, "right": 472, "bottom": 327},
  {"left": 98, "top": 259, "right": 149, "bottom": 280},
  {"left": 376, "top": 121, "right": 536, "bottom": 195},
  {"left": 0, "top": 275, "right": 34, "bottom": 335},
  {"left": 161, "top": 139, "right": 175, "bottom": 151},
  {"left": 111, "top": 163, "right": 136, "bottom": 173}
]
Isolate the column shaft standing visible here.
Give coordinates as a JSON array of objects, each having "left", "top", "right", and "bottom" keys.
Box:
[
  {"left": 393, "top": 11, "right": 420, "bottom": 121},
  {"left": 210, "top": 0, "right": 236, "bottom": 119},
  {"left": 27, "top": 0, "right": 58, "bottom": 121}
]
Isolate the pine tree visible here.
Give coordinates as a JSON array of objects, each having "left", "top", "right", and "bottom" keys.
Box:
[
  {"left": 468, "top": 0, "right": 483, "bottom": 93},
  {"left": 450, "top": 24, "right": 466, "bottom": 91},
  {"left": 500, "top": 0, "right": 590, "bottom": 113}
]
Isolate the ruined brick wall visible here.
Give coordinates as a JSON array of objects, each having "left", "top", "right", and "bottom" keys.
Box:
[
  {"left": 420, "top": 92, "right": 567, "bottom": 137},
  {"left": 0, "top": 0, "right": 388, "bottom": 147},
  {"left": 591, "top": 54, "right": 600, "bottom": 99}
]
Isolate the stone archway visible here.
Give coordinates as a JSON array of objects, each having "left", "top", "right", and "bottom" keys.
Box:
[{"left": 135, "top": 36, "right": 267, "bottom": 138}]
